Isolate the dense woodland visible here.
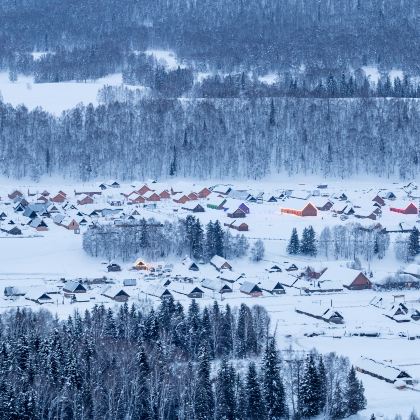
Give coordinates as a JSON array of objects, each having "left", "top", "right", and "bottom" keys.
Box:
[
  {"left": 83, "top": 217, "right": 249, "bottom": 262},
  {"left": 1, "top": 96, "right": 420, "bottom": 180},
  {"left": 2, "top": 0, "right": 420, "bottom": 77},
  {"left": 0, "top": 302, "right": 367, "bottom": 419}
]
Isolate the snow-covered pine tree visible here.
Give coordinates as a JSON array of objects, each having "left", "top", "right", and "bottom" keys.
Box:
[
  {"left": 345, "top": 366, "right": 366, "bottom": 416},
  {"left": 192, "top": 218, "right": 204, "bottom": 260},
  {"left": 245, "top": 362, "right": 265, "bottom": 419},
  {"left": 287, "top": 228, "right": 300, "bottom": 255},
  {"left": 329, "top": 381, "right": 346, "bottom": 419},
  {"left": 318, "top": 355, "right": 327, "bottom": 414},
  {"left": 219, "top": 305, "right": 234, "bottom": 357},
  {"left": 299, "top": 353, "right": 321, "bottom": 417},
  {"left": 134, "top": 347, "right": 152, "bottom": 419},
  {"left": 300, "top": 226, "right": 317, "bottom": 256},
  {"left": 261, "top": 337, "right": 288, "bottom": 419},
  {"left": 250, "top": 239, "right": 265, "bottom": 262},
  {"left": 187, "top": 300, "right": 202, "bottom": 356},
  {"left": 215, "top": 358, "right": 236, "bottom": 420},
  {"left": 408, "top": 227, "right": 420, "bottom": 258},
  {"left": 213, "top": 220, "right": 225, "bottom": 257},
  {"left": 194, "top": 345, "right": 214, "bottom": 420},
  {"left": 205, "top": 221, "right": 215, "bottom": 261}
]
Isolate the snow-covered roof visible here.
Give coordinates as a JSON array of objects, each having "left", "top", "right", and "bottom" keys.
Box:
[
  {"left": 217, "top": 269, "right": 242, "bottom": 282},
  {"left": 356, "top": 357, "right": 411, "bottom": 383},
  {"left": 240, "top": 281, "right": 261, "bottom": 294},
  {"left": 258, "top": 277, "right": 285, "bottom": 291},
  {"left": 201, "top": 278, "right": 232, "bottom": 292},
  {"left": 102, "top": 285, "right": 130, "bottom": 298},
  {"left": 296, "top": 304, "right": 343, "bottom": 320},
  {"left": 210, "top": 255, "right": 230, "bottom": 268},
  {"left": 320, "top": 267, "right": 362, "bottom": 286},
  {"left": 169, "top": 282, "right": 204, "bottom": 295}
]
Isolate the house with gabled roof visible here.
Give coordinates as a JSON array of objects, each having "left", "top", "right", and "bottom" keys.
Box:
[
  {"left": 137, "top": 184, "right": 152, "bottom": 195},
  {"left": 384, "top": 302, "right": 411, "bottom": 323},
  {"left": 173, "top": 193, "right": 190, "bottom": 204},
  {"left": 211, "top": 185, "right": 232, "bottom": 195},
  {"left": 201, "top": 278, "right": 233, "bottom": 294},
  {"left": 144, "top": 191, "right": 161, "bottom": 202},
  {"left": 1, "top": 225, "right": 22, "bottom": 235},
  {"left": 296, "top": 305, "right": 344, "bottom": 324},
  {"left": 224, "top": 220, "right": 249, "bottom": 232},
  {"left": 25, "top": 288, "right": 53, "bottom": 304},
  {"left": 77, "top": 195, "right": 94, "bottom": 205},
  {"left": 102, "top": 286, "right": 129, "bottom": 302},
  {"left": 217, "top": 270, "right": 244, "bottom": 283},
  {"left": 29, "top": 218, "right": 48, "bottom": 231},
  {"left": 198, "top": 187, "right": 212, "bottom": 198},
  {"left": 372, "top": 195, "right": 385, "bottom": 207},
  {"left": 390, "top": 202, "right": 418, "bottom": 215},
  {"left": 159, "top": 190, "right": 171, "bottom": 199},
  {"left": 8, "top": 190, "right": 23, "bottom": 200},
  {"left": 63, "top": 281, "right": 87, "bottom": 295},
  {"left": 210, "top": 255, "right": 232, "bottom": 271},
  {"left": 207, "top": 199, "right": 227, "bottom": 210},
  {"left": 321, "top": 267, "right": 372, "bottom": 290},
  {"left": 169, "top": 283, "right": 204, "bottom": 298},
  {"left": 130, "top": 194, "right": 146, "bottom": 204},
  {"left": 142, "top": 283, "right": 173, "bottom": 300},
  {"left": 240, "top": 281, "right": 263, "bottom": 297},
  {"left": 51, "top": 193, "right": 66, "bottom": 203},
  {"left": 356, "top": 357, "right": 413, "bottom": 386},
  {"left": 259, "top": 278, "right": 285, "bottom": 295},
  {"left": 182, "top": 203, "right": 205, "bottom": 213},
  {"left": 227, "top": 208, "right": 246, "bottom": 218},
  {"left": 280, "top": 200, "right": 318, "bottom": 217}
]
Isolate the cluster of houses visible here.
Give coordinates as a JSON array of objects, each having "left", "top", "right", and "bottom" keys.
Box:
[
  {"left": 370, "top": 296, "right": 420, "bottom": 324},
  {"left": 122, "top": 253, "right": 378, "bottom": 303},
  {"left": 2, "top": 180, "right": 420, "bottom": 237},
  {"left": 4, "top": 279, "right": 132, "bottom": 305}
]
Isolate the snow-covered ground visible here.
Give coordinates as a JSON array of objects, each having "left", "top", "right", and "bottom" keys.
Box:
[
  {"left": 0, "top": 177, "right": 420, "bottom": 417},
  {"left": 0, "top": 72, "right": 128, "bottom": 114}
]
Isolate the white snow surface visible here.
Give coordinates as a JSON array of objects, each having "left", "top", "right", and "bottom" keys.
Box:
[
  {"left": 0, "top": 177, "right": 420, "bottom": 417},
  {"left": 0, "top": 72, "right": 125, "bottom": 114}
]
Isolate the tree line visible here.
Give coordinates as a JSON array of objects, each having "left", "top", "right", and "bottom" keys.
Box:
[
  {"left": 1, "top": 96, "right": 420, "bottom": 181},
  {"left": 287, "top": 224, "right": 390, "bottom": 262},
  {"left": 0, "top": 299, "right": 367, "bottom": 419},
  {"left": 83, "top": 216, "right": 249, "bottom": 262},
  {"left": 2, "top": 0, "right": 420, "bottom": 78}
]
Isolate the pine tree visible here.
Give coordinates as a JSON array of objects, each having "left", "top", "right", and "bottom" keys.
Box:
[
  {"left": 330, "top": 382, "right": 346, "bottom": 419},
  {"left": 250, "top": 239, "right": 265, "bottom": 262},
  {"left": 300, "top": 226, "right": 317, "bottom": 256},
  {"left": 205, "top": 221, "right": 215, "bottom": 261},
  {"left": 245, "top": 362, "right": 265, "bottom": 419},
  {"left": 134, "top": 347, "right": 151, "bottom": 419},
  {"left": 195, "top": 346, "right": 214, "bottom": 420},
  {"left": 345, "top": 366, "right": 366, "bottom": 416},
  {"left": 287, "top": 228, "right": 300, "bottom": 255},
  {"left": 408, "top": 227, "right": 420, "bottom": 258},
  {"left": 215, "top": 358, "right": 236, "bottom": 420},
  {"left": 299, "top": 353, "right": 320, "bottom": 417},
  {"left": 261, "top": 337, "right": 287, "bottom": 419},
  {"left": 213, "top": 220, "right": 225, "bottom": 257},
  {"left": 318, "top": 355, "right": 327, "bottom": 414}
]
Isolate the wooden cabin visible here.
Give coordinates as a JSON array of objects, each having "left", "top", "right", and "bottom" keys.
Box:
[{"left": 280, "top": 202, "right": 318, "bottom": 217}]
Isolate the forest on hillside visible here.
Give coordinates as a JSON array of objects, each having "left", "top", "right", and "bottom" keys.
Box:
[
  {"left": 0, "top": 96, "right": 418, "bottom": 181},
  {"left": 1, "top": 0, "right": 420, "bottom": 76},
  {"left": 0, "top": 302, "right": 367, "bottom": 419}
]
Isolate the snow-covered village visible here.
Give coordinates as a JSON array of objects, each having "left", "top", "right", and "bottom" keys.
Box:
[
  {"left": 0, "top": 177, "right": 420, "bottom": 417},
  {"left": 3, "top": 1, "right": 420, "bottom": 419}
]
